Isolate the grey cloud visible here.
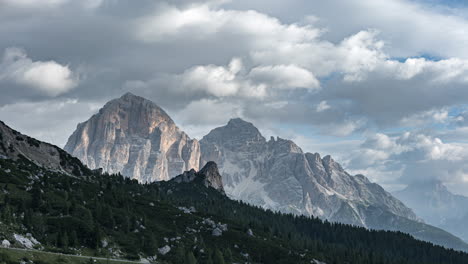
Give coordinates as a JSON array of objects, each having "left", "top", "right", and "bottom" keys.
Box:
[{"left": 2, "top": 0, "right": 468, "bottom": 193}]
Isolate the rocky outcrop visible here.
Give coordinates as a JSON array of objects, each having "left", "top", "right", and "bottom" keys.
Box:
[
  {"left": 0, "top": 121, "right": 90, "bottom": 176},
  {"left": 173, "top": 161, "right": 225, "bottom": 194},
  {"left": 64, "top": 93, "right": 200, "bottom": 182}
]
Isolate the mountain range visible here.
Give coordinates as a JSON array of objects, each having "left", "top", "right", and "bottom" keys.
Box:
[
  {"left": 63, "top": 92, "right": 468, "bottom": 251},
  {"left": 2, "top": 119, "right": 468, "bottom": 263}
]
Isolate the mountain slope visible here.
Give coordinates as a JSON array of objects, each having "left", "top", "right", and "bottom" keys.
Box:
[
  {"left": 199, "top": 118, "right": 468, "bottom": 251},
  {"left": 3, "top": 122, "right": 468, "bottom": 264},
  {"left": 0, "top": 121, "right": 91, "bottom": 176},
  {"left": 395, "top": 180, "right": 468, "bottom": 242},
  {"left": 199, "top": 118, "right": 415, "bottom": 222},
  {"left": 64, "top": 92, "right": 200, "bottom": 182}
]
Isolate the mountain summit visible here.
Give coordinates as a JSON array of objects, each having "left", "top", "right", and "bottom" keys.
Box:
[
  {"left": 64, "top": 93, "right": 200, "bottom": 182},
  {"left": 200, "top": 118, "right": 417, "bottom": 225}
]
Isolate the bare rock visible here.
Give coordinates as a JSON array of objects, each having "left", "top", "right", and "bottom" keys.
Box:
[{"left": 64, "top": 93, "right": 200, "bottom": 182}]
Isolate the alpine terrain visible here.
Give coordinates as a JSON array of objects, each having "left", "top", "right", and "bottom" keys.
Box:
[
  {"left": 2, "top": 120, "right": 468, "bottom": 264},
  {"left": 65, "top": 93, "right": 468, "bottom": 251}
]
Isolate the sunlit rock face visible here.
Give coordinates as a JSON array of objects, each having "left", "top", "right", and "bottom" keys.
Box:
[
  {"left": 199, "top": 118, "right": 418, "bottom": 227},
  {"left": 64, "top": 93, "right": 200, "bottom": 182}
]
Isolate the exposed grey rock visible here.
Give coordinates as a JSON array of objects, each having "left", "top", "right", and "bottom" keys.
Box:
[
  {"left": 199, "top": 119, "right": 468, "bottom": 251},
  {"left": 198, "top": 161, "right": 225, "bottom": 193},
  {"left": 173, "top": 161, "right": 225, "bottom": 194},
  {"left": 64, "top": 93, "right": 200, "bottom": 182},
  {"left": 212, "top": 228, "right": 222, "bottom": 236},
  {"left": 158, "top": 245, "right": 171, "bottom": 255},
  {"left": 200, "top": 118, "right": 417, "bottom": 226},
  {"left": 0, "top": 121, "right": 88, "bottom": 175}
]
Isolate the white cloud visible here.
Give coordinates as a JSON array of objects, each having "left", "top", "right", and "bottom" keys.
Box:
[
  {"left": 400, "top": 108, "right": 450, "bottom": 127},
  {"left": 145, "top": 58, "right": 320, "bottom": 99},
  {"left": 249, "top": 64, "right": 320, "bottom": 90},
  {"left": 316, "top": 100, "right": 330, "bottom": 112},
  {"left": 343, "top": 130, "right": 468, "bottom": 194},
  {"left": 339, "top": 30, "right": 386, "bottom": 82},
  {"left": 0, "top": 47, "right": 77, "bottom": 96},
  {"left": 136, "top": 3, "right": 320, "bottom": 44},
  {"left": 174, "top": 58, "right": 267, "bottom": 98}
]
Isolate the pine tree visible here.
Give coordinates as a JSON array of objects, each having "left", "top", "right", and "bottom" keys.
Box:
[
  {"left": 69, "top": 231, "right": 78, "bottom": 248},
  {"left": 174, "top": 246, "right": 186, "bottom": 264},
  {"left": 185, "top": 250, "right": 197, "bottom": 264},
  {"left": 142, "top": 233, "right": 157, "bottom": 256},
  {"left": 213, "top": 249, "right": 225, "bottom": 264}
]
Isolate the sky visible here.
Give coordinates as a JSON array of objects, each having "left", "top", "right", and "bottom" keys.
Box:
[{"left": 1, "top": 0, "right": 468, "bottom": 195}]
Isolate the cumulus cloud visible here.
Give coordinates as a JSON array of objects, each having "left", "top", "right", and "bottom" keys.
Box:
[
  {"left": 0, "top": 47, "right": 77, "bottom": 96},
  {"left": 249, "top": 64, "right": 320, "bottom": 90},
  {"left": 129, "top": 57, "right": 319, "bottom": 101},
  {"left": 343, "top": 131, "right": 468, "bottom": 194},
  {"left": 136, "top": 3, "right": 320, "bottom": 44}
]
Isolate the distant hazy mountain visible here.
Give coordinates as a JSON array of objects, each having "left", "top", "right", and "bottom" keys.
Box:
[
  {"left": 395, "top": 180, "right": 468, "bottom": 242},
  {"left": 64, "top": 92, "right": 200, "bottom": 182},
  {"left": 64, "top": 93, "right": 468, "bottom": 251}
]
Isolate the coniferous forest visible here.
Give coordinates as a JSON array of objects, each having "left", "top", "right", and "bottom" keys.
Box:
[{"left": 1, "top": 155, "right": 468, "bottom": 264}]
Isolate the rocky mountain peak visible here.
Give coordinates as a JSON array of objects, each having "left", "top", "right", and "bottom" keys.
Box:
[
  {"left": 201, "top": 118, "right": 266, "bottom": 152},
  {"left": 199, "top": 161, "right": 225, "bottom": 193},
  {"left": 64, "top": 93, "right": 200, "bottom": 182},
  {"left": 173, "top": 161, "right": 225, "bottom": 194},
  {"left": 224, "top": 118, "right": 264, "bottom": 140}
]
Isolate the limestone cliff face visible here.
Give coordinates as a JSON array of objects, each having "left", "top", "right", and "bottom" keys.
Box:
[
  {"left": 200, "top": 118, "right": 418, "bottom": 226},
  {"left": 64, "top": 93, "right": 200, "bottom": 182}
]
